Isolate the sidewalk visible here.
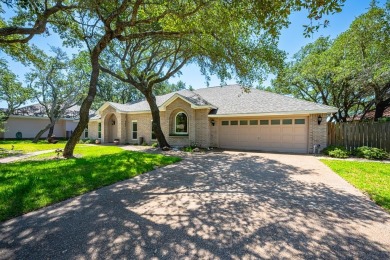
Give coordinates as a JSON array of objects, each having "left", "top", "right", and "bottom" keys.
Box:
[{"left": 0, "top": 150, "right": 54, "bottom": 163}]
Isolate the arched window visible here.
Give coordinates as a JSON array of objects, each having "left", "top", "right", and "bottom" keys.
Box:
[{"left": 175, "top": 112, "right": 188, "bottom": 134}]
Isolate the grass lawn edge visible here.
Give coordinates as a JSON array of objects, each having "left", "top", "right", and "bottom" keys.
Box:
[{"left": 0, "top": 146, "right": 181, "bottom": 222}]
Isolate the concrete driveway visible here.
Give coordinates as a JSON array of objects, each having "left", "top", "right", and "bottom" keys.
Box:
[{"left": 1, "top": 151, "right": 389, "bottom": 259}]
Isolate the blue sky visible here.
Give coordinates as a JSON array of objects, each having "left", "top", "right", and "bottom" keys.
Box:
[{"left": 0, "top": 0, "right": 386, "bottom": 108}]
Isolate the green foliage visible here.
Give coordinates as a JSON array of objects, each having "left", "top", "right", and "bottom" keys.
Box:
[
  {"left": 79, "top": 138, "right": 91, "bottom": 144},
  {"left": 322, "top": 145, "right": 350, "bottom": 158},
  {"left": 378, "top": 117, "right": 390, "bottom": 122},
  {"left": 272, "top": 3, "right": 390, "bottom": 121},
  {"left": 151, "top": 143, "right": 158, "bottom": 148},
  {"left": 328, "top": 148, "right": 350, "bottom": 158},
  {"left": 0, "top": 59, "right": 32, "bottom": 116},
  {"left": 0, "top": 146, "right": 181, "bottom": 221},
  {"left": 321, "top": 159, "right": 390, "bottom": 211},
  {"left": 2, "top": 0, "right": 346, "bottom": 156},
  {"left": 182, "top": 143, "right": 198, "bottom": 152},
  {"left": 353, "top": 146, "right": 389, "bottom": 160}
]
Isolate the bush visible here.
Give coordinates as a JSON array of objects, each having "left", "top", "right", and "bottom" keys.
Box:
[
  {"left": 78, "top": 138, "right": 91, "bottom": 144},
  {"left": 322, "top": 145, "right": 346, "bottom": 155},
  {"left": 322, "top": 145, "right": 350, "bottom": 158},
  {"left": 151, "top": 143, "right": 158, "bottom": 148},
  {"left": 328, "top": 148, "right": 350, "bottom": 158},
  {"left": 353, "top": 146, "right": 389, "bottom": 160}
]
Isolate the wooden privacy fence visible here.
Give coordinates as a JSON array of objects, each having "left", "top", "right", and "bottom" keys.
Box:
[{"left": 327, "top": 122, "right": 390, "bottom": 152}]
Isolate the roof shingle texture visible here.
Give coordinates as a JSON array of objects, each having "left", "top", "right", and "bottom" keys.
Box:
[
  {"left": 106, "top": 84, "right": 337, "bottom": 115},
  {"left": 194, "top": 84, "right": 337, "bottom": 115}
]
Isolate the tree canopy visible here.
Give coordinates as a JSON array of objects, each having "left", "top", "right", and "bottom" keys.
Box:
[
  {"left": 272, "top": 2, "right": 390, "bottom": 121},
  {"left": 0, "top": 58, "right": 32, "bottom": 121},
  {"left": 26, "top": 48, "right": 89, "bottom": 142},
  {"left": 1, "top": 0, "right": 346, "bottom": 156}
]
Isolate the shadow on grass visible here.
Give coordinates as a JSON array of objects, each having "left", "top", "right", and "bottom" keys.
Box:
[
  {"left": 0, "top": 152, "right": 389, "bottom": 259},
  {"left": 0, "top": 151, "right": 180, "bottom": 221}
]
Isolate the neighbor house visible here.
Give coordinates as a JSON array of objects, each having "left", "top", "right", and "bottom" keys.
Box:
[
  {"left": 88, "top": 84, "right": 337, "bottom": 153},
  {"left": 0, "top": 104, "right": 90, "bottom": 139},
  {"left": 347, "top": 107, "right": 390, "bottom": 121}
]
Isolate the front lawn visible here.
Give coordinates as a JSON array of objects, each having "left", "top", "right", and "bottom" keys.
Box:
[
  {"left": 0, "top": 146, "right": 181, "bottom": 221},
  {"left": 321, "top": 159, "right": 390, "bottom": 211},
  {"left": 0, "top": 140, "right": 68, "bottom": 154}
]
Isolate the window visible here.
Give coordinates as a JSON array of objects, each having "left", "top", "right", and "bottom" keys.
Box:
[
  {"left": 230, "top": 120, "right": 238, "bottom": 125},
  {"left": 295, "top": 119, "right": 305, "bottom": 124},
  {"left": 271, "top": 119, "right": 280, "bottom": 125},
  {"left": 132, "top": 121, "right": 138, "bottom": 140},
  {"left": 98, "top": 123, "right": 101, "bottom": 138},
  {"left": 84, "top": 126, "right": 88, "bottom": 138},
  {"left": 175, "top": 112, "right": 188, "bottom": 133},
  {"left": 151, "top": 121, "right": 156, "bottom": 140},
  {"left": 260, "top": 120, "right": 269, "bottom": 125},
  {"left": 282, "top": 119, "right": 292, "bottom": 125},
  {"left": 221, "top": 121, "right": 229, "bottom": 126},
  {"left": 249, "top": 120, "right": 258, "bottom": 125},
  {"left": 240, "top": 120, "right": 248, "bottom": 125}
]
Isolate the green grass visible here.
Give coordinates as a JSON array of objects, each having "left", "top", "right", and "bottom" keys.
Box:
[
  {"left": 0, "top": 140, "right": 69, "bottom": 153},
  {"left": 321, "top": 159, "right": 390, "bottom": 211},
  {"left": 0, "top": 146, "right": 181, "bottom": 221}
]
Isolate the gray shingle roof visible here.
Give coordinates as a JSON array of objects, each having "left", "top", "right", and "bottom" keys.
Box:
[
  {"left": 11, "top": 104, "right": 96, "bottom": 119},
  {"left": 102, "top": 84, "right": 337, "bottom": 115},
  {"left": 107, "top": 89, "right": 214, "bottom": 112},
  {"left": 194, "top": 84, "right": 337, "bottom": 115}
]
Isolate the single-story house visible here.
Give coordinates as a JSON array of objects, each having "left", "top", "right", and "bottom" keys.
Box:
[
  {"left": 88, "top": 84, "right": 337, "bottom": 153},
  {"left": 0, "top": 104, "right": 90, "bottom": 139}
]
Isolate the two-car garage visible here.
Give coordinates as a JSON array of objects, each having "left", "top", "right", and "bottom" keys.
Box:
[{"left": 218, "top": 116, "right": 308, "bottom": 153}]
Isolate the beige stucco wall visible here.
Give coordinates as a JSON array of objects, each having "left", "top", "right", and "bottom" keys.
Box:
[
  {"left": 94, "top": 101, "right": 330, "bottom": 152},
  {"left": 308, "top": 113, "right": 328, "bottom": 153},
  {"left": 195, "top": 109, "right": 211, "bottom": 147},
  {"left": 95, "top": 98, "right": 212, "bottom": 147},
  {"left": 88, "top": 121, "right": 99, "bottom": 140},
  {"left": 164, "top": 98, "right": 193, "bottom": 147},
  {"left": 127, "top": 113, "right": 153, "bottom": 144},
  {"left": 210, "top": 118, "right": 220, "bottom": 147},
  {"left": 2, "top": 116, "right": 75, "bottom": 139}
]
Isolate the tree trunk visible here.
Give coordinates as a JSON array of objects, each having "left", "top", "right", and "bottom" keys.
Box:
[
  {"left": 33, "top": 122, "right": 55, "bottom": 143},
  {"left": 63, "top": 52, "right": 100, "bottom": 157},
  {"left": 374, "top": 99, "right": 390, "bottom": 121},
  {"left": 143, "top": 89, "right": 170, "bottom": 148},
  {"left": 47, "top": 126, "right": 54, "bottom": 138},
  {"left": 63, "top": 29, "right": 116, "bottom": 157}
]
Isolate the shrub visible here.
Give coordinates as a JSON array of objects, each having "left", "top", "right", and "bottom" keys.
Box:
[
  {"left": 322, "top": 145, "right": 350, "bottom": 158},
  {"left": 322, "top": 145, "right": 346, "bottom": 155},
  {"left": 328, "top": 148, "right": 350, "bottom": 158},
  {"left": 81, "top": 138, "right": 91, "bottom": 144},
  {"left": 353, "top": 146, "right": 389, "bottom": 160},
  {"left": 151, "top": 143, "right": 158, "bottom": 148}
]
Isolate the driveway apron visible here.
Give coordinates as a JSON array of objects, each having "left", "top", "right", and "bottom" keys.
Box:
[{"left": 1, "top": 151, "right": 389, "bottom": 259}]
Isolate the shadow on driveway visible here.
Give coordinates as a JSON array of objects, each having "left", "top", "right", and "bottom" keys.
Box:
[{"left": 1, "top": 152, "right": 389, "bottom": 259}]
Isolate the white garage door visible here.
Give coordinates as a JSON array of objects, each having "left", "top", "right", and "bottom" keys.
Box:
[{"left": 219, "top": 117, "right": 308, "bottom": 153}]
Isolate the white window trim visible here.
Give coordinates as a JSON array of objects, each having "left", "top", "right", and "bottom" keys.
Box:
[
  {"left": 151, "top": 120, "right": 157, "bottom": 140},
  {"left": 84, "top": 127, "right": 88, "bottom": 138},
  {"left": 174, "top": 112, "right": 188, "bottom": 134},
  {"left": 98, "top": 122, "right": 102, "bottom": 138},
  {"left": 132, "top": 120, "right": 138, "bottom": 140}
]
